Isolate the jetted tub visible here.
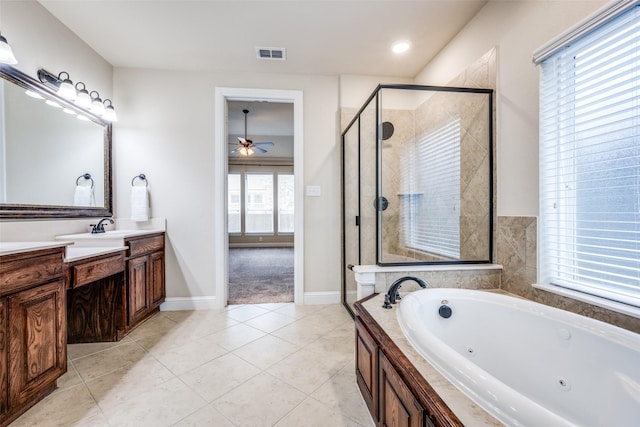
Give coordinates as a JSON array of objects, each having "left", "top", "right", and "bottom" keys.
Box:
[{"left": 397, "top": 288, "right": 640, "bottom": 426}]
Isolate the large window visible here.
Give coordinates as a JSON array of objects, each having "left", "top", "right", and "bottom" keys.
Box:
[
  {"left": 227, "top": 170, "right": 294, "bottom": 236},
  {"left": 228, "top": 173, "right": 241, "bottom": 233},
  {"left": 538, "top": 4, "right": 640, "bottom": 310}
]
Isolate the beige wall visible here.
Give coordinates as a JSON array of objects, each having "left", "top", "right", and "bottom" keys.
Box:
[
  {"left": 414, "top": 0, "right": 606, "bottom": 216},
  {"left": 112, "top": 68, "right": 341, "bottom": 299},
  {"left": 1, "top": 0, "right": 113, "bottom": 99}
]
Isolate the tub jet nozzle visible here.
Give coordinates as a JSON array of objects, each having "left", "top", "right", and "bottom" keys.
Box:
[{"left": 439, "top": 305, "right": 452, "bottom": 318}]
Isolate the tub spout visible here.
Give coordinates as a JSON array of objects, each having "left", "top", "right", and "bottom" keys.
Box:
[{"left": 382, "top": 276, "right": 428, "bottom": 309}]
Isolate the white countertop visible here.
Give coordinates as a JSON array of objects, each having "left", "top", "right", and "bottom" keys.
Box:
[
  {"left": 56, "top": 229, "right": 164, "bottom": 241},
  {"left": 64, "top": 246, "right": 128, "bottom": 262},
  {"left": 0, "top": 241, "right": 71, "bottom": 256}
]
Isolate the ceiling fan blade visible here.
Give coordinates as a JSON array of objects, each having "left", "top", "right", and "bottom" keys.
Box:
[
  {"left": 230, "top": 147, "right": 240, "bottom": 153},
  {"left": 254, "top": 142, "right": 274, "bottom": 146},
  {"left": 253, "top": 146, "right": 268, "bottom": 154}
]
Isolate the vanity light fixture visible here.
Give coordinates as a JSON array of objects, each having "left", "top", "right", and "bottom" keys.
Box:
[
  {"left": 37, "top": 68, "right": 119, "bottom": 121},
  {"left": 90, "top": 91, "right": 106, "bottom": 116},
  {"left": 56, "top": 72, "right": 77, "bottom": 101},
  {"left": 102, "top": 99, "right": 118, "bottom": 122},
  {"left": 0, "top": 32, "right": 18, "bottom": 64},
  {"left": 74, "top": 82, "right": 92, "bottom": 109}
]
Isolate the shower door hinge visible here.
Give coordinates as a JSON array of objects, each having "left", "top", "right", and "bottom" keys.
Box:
[{"left": 355, "top": 216, "right": 360, "bottom": 226}]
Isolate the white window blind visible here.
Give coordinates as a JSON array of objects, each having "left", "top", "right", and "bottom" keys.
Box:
[
  {"left": 539, "top": 4, "right": 640, "bottom": 308},
  {"left": 401, "top": 118, "right": 460, "bottom": 259}
]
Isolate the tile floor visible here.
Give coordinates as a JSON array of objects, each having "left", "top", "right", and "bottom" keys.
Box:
[{"left": 13, "top": 303, "right": 374, "bottom": 427}]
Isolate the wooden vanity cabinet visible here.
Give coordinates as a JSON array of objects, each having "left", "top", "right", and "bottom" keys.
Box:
[
  {"left": 354, "top": 299, "right": 460, "bottom": 427},
  {"left": 0, "top": 247, "right": 67, "bottom": 427},
  {"left": 125, "top": 233, "right": 165, "bottom": 330},
  {"left": 66, "top": 252, "right": 126, "bottom": 343}
]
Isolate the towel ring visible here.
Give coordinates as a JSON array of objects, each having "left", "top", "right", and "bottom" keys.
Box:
[
  {"left": 132, "top": 174, "right": 148, "bottom": 187},
  {"left": 76, "top": 173, "right": 94, "bottom": 189}
]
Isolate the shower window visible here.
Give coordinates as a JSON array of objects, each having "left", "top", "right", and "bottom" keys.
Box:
[{"left": 401, "top": 118, "right": 461, "bottom": 258}]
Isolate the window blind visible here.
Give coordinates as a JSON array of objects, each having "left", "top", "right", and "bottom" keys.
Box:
[
  {"left": 539, "top": 4, "right": 640, "bottom": 307},
  {"left": 401, "top": 119, "right": 461, "bottom": 259}
]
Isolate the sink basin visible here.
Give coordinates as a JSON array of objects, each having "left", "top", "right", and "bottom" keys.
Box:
[{"left": 56, "top": 229, "right": 163, "bottom": 247}]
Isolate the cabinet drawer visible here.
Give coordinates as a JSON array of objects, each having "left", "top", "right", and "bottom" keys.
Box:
[
  {"left": 0, "top": 253, "right": 63, "bottom": 296},
  {"left": 127, "top": 235, "right": 164, "bottom": 258},
  {"left": 71, "top": 254, "right": 125, "bottom": 288}
]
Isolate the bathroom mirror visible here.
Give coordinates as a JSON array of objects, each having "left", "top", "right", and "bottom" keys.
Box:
[{"left": 0, "top": 64, "right": 112, "bottom": 218}]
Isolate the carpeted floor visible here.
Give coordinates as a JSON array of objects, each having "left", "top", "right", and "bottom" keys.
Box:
[{"left": 228, "top": 247, "right": 294, "bottom": 305}]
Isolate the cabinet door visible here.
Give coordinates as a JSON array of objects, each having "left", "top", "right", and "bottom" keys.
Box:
[
  {"left": 149, "top": 251, "right": 165, "bottom": 308},
  {"left": 355, "top": 318, "right": 378, "bottom": 421},
  {"left": 0, "top": 298, "right": 7, "bottom": 417},
  {"left": 379, "top": 351, "right": 424, "bottom": 427},
  {"left": 7, "top": 280, "right": 66, "bottom": 409},
  {"left": 127, "top": 256, "right": 149, "bottom": 325}
]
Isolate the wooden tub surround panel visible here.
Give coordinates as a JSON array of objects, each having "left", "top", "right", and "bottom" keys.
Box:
[{"left": 354, "top": 296, "right": 463, "bottom": 427}]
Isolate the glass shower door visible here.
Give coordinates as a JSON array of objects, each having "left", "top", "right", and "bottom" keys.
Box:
[{"left": 342, "top": 119, "right": 360, "bottom": 310}]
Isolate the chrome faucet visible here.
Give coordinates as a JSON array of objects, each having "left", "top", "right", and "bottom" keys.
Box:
[
  {"left": 382, "top": 276, "right": 428, "bottom": 309},
  {"left": 91, "top": 217, "right": 114, "bottom": 234}
]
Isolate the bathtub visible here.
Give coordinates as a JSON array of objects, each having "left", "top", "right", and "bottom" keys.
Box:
[{"left": 397, "top": 288, "right": 640, "bottom": 427}]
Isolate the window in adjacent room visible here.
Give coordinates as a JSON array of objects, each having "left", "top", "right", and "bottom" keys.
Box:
[{"left": 536, "top": 2, "right": 639, "bottom": 312}]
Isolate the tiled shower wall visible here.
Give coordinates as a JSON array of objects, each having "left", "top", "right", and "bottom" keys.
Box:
[{"left": 496, "top": 216, "right": 640, "bottom": 334}]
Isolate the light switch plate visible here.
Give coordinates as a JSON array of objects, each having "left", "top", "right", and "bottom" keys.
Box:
[{"left": 306, "top": 185, "right": 321, "bottom": 197}]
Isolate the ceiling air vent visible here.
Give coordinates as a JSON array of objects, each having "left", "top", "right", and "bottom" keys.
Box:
[{"left": 256, "top": 47, "right": 286, "bottom": 61}]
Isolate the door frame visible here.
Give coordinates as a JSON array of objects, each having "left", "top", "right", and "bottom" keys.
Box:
[{"left": 214, "top": 87, "right": 304, "bottom": 307}]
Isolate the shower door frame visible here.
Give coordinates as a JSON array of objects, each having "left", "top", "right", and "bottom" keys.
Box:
[{"left": 341, "top": 84, "right": 495, "bottom": 314}]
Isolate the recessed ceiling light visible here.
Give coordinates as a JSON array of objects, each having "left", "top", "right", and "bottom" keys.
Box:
[{"left": 392, "top": 40, "right": 411, "bottom": 54}]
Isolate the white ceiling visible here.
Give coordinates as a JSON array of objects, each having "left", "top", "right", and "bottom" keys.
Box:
[
  {"left": 38, "top": 0, "right": 488, "bottom": 78},
  {"left": 37, "top": 0, "right": 489, "bottom": 154}
]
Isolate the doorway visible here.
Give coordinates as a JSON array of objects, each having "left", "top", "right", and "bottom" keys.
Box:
[
  {"left": 226, "top": 101, "right": 294, "bottom": 304},
  {"left": 214, "top": 87, "right": 304, "bottom": 308}
]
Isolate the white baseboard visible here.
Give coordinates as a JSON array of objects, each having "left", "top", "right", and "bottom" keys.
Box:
[
  {"left": 303, "top": 291, "right": 341, "bottom": 305},
  {"left": 161, "top": 292, "right": 341, "bottom": 310},
  {"left": 160, "top": 296, "right": 217, "bottom": 311}
]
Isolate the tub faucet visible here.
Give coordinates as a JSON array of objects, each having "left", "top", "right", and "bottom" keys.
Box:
[
  {"left": 382, "top": 276, "right": 428, "bottom": 309},
  {"left": 91, "top": 217, "right": 114, "bottom": 234}
]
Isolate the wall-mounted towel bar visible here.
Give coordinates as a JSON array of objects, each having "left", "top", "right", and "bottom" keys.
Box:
[
  {"left": 132, "top": 173, "right": 148, "bottom": 187},
  {"left": 76, "top": 173, "right": 94, "bottom": 188}
]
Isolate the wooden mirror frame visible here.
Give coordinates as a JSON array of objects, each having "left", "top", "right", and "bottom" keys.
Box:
[{"left": 0, "top": 64, "right": 112, "bottom": 219}]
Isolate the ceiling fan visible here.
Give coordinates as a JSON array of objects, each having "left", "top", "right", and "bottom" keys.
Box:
[{"left": 231, "top": 109, "right": 275, "bottom": 156}]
